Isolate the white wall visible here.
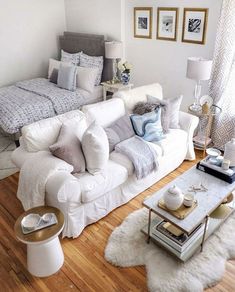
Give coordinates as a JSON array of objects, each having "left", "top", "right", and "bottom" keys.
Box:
[
  {"left": 125, "top": 0, "right": 222, "bottom": 110},
  {"left": 0, "top": 0, "right": 66, "bottom": 87},
  {"left": 65, "top": 0, "right": 124, "bottom": 42}
]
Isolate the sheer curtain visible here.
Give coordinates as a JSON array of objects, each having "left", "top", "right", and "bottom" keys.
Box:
[{"left": 209, "top": 0, "right": 235, "bottom": 149}]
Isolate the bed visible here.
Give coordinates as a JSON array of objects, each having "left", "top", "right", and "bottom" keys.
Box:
[{"left": 0, "top": 32, "right": 113, "bottom": 137}]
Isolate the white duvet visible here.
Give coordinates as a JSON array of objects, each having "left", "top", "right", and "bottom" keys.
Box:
[{"left": 17, "top": 151, "right": 73, "bottom": 210}]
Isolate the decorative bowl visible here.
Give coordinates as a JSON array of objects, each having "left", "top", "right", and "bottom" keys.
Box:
[
  {"left": 21, "top": 214, "right": 41, "bottom": 229},
  {"left": 206, "top": 148, "right": 221, "bottom": 158},
  {"left": 42, "top": 213, "right": 54, "bottom": 223}
]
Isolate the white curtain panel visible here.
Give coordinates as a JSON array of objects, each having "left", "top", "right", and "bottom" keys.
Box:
[{"left": 209, "top": 0, "right": 235, "bottom": 149}]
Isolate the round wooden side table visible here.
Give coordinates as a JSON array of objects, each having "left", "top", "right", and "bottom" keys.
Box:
[{"left": 14, "top": 206, "right": 64, "bottom": 277}]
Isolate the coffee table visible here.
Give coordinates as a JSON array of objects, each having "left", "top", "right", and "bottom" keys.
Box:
[{"left": 142, "top": 166, "right": 235, "bottom": 261}]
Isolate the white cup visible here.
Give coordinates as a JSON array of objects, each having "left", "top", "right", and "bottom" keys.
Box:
[
  {"left": 183, "top": 193, "right": 194, "bottom": 207},
  {"left": 222, "top": 159, "right": 230, "bottom": 170}
]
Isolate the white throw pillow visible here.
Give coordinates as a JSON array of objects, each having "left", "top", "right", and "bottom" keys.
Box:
[
  {"left": 82, "top": 121, "right": 109, "bottom": 175},
  {"left": 77, "top": 66, "right": 98, "bottom": 93}
]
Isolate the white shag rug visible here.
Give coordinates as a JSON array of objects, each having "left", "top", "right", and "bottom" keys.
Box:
[
  {"left": 105, "top": 208, "right": 235, "bottom": 292},
  {"left": 0, "top": 132, "right": 18, "bottom": 180}
]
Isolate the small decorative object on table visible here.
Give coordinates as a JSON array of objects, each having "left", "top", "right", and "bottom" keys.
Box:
[
  {"left": 224, "top": 138, "right": 235, "bottom": 167},
  {"left": 163, "top": 185, "right": 184, "bottom": 211},
  {"left": 118, "top": 61, "right": 133, "bottom": 85},
  {"left": 21, "top": 212, "right": 58, "bottom": 234}
]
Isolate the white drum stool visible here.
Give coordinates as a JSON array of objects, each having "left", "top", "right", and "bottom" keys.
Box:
[{"left": 14, "top": 206, "right": 64, "bottom": 277}]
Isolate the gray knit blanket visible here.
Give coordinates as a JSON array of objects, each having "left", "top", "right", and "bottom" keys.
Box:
[{"left": 115, "top": 136, "right": 158, "bottom": 180}]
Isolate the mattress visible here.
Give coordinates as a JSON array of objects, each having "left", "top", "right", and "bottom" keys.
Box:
[{"left": 0, "top": 79, "right": 103, "bottom": 134}]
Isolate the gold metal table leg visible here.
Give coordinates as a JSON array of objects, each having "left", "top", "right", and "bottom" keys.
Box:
[
  {"left": 201, "top": 215, "right": 209, "bottom": 252},
  {"left": 147, "top": 208, "right": 152, "bottom": 244}
]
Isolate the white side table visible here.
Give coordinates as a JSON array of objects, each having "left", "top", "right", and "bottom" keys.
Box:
[
  {"left": 101, "top": 81, "right": 134, "bottom": 101},
  {"left": 14, "top": 206, "right": 64, "bottom": 277}
]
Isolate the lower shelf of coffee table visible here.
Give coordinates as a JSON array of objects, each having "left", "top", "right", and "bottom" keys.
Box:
[{"left": 141, "top": 207, "right": 234, "bottom": 262}]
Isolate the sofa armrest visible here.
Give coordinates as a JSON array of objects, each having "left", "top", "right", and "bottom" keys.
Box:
[
  {"left": 46, "top": 172, "right": 82, "bottom": 204},
  {"left": 179, "top": 111, "right": 199, "bottom": 161}
]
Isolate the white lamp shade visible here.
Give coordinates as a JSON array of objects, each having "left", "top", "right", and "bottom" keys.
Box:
[
  {"left": 186, "top": 57, "right": 213, "bottom": 81},
  {"left": 105, "top": 41, "right": 123, "bottom": 59}
]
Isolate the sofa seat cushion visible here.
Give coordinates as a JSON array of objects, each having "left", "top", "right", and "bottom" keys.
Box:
[
  {"left": 74, "top": 160, "right": 128, "bottom": 203},
  {"left": 110, "top": 142, "right": 162, "bottom": 176},
  {"left": 154, "top": 129, "right": 187, "bottom": 156}
]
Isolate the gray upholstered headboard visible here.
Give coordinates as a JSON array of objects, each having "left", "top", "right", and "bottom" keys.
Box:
[{"left": 59, "top": 32, "right": 113, "bottom": 82}]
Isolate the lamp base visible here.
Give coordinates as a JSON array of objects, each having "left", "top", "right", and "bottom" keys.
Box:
[{"left": 189, "top": 103, "right": 202, "bottom": 112}]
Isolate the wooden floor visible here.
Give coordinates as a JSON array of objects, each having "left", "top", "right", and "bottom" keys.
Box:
[{"left": 0, "top": 154, "right": 235, "bottom": 292}]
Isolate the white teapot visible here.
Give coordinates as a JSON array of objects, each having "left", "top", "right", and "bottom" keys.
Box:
[{"left": 163, "top": 185, "right": 184, "bottom": 211}]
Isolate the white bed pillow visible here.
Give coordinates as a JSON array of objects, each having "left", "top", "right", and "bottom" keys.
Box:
[
  {"left": 82, "top": 121, "right": 109, "bottom": 175},
  {"left": 48, "top": 58, "right": 61, "bottom": 79},
  {"left": 61, "top": 49, "right": 82, "bottom": 66},
  {"left": 48, "top": 59, "right": 97, "bottom": 92},
  {"left": 77, "top": 66, "right": 98, "bottom": 93}
]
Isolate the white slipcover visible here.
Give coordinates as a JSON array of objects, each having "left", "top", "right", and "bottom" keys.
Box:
[{"left": 12, "top": 83, "right": 199, "bottom": 238}]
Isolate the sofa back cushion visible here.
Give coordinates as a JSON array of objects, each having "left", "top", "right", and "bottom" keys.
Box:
[
  {"left": 22, "top": 110, "right": 87, "bottom": 152},
  {"left": 113, "top": 83, "right": 163, "bottom": 114},
  {"left": 82, "top": 98, "right": 125, "bottom": 127}
]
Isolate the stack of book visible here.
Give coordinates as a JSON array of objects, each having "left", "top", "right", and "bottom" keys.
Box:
[
  {"left": 152, "top": 220, "right": 205, "bottom": 256},
  {"left": 193, "top": 135, "right": 211, "bottom": 149},
  {"left": 197, "top": 157, "right": 235, "bottom": 184}
]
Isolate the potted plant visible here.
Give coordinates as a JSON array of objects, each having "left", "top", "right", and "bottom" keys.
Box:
[{"left": 118, "top": 61, "right": 132, "bottom": 85}]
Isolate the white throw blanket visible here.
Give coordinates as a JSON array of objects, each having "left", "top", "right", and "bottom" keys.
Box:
[
  {"left": 115, "top": 136, "right": 158, "bottom": 179},
  {"left": 17, "top": 151, "right": 73, "bottom": 210}
]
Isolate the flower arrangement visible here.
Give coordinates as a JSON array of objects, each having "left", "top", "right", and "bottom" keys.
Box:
[{"left": 118, "top": 61, "right": 133, "bottom": 74}]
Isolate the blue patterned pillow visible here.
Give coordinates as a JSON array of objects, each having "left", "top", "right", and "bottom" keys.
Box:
[
  {"left": 130, "top": 108, "right": 165, "bottom": 142},
  {"left": 61, "top": 50, "right": 82, "bottom": 66},
  {"left": 80, "top": 53, "right": 103, "bottom": 85}
]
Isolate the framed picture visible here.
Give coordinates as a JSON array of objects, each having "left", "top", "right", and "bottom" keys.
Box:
[
  {"left": 182, "top": 8, "right": 208, "bottom": 44},
  {"left": 134, "top": 7, "right": 152, "bottom": 39},
  {"left": 157, "top": 7, "right": 179, "bottom": 41}
]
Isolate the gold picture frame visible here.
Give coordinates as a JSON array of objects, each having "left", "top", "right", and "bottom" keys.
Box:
[
  {"left": 157, "top": 7, "right": 179, "bottom": 42},
  {"left": 182, "top": 8, "right": 208, "bottom": 45},
  {"left": 134, "top": 7, "right": 152, "bottom": 39}
]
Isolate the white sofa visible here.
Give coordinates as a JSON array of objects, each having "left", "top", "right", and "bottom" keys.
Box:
[{"left": 12, "top": 83, "right": 199, "bottom": 238}]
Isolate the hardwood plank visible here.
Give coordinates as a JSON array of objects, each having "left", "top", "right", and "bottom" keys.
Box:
[{"left": 0, "top": 152, "right": 234, "bottom": 291}]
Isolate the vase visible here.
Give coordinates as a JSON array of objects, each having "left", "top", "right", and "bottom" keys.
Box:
[
  {"left": 121, "top": 72, "right": 130, "bottom": 85},
  {"left": 163, "top": 185, "right": 184, "bottom": 211}
]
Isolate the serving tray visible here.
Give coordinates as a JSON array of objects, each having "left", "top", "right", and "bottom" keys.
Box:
[
  {"left": 21, "top": 213, "right": 58, "bottom": 234},
  {"left": 158, "top": 199, "right": 198, "bottom": 220}
]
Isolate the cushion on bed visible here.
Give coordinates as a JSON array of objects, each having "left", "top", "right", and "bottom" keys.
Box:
[
  {"left": 80, "top": 53, "right": 103, "bottom": 85},
  {"left": 49, "top": 120, "right": 86, "bottom": 174},
  {"left": 49, "top": 69, "right": 58, "bottom": 84},
  {"left": 48, "top": 58, "right": 97, "bottom": 92},
  {"left": 76, "top": 66, "right": 98, "bottom": 93},
  {"left": 48, "top": 58, "right": 61, "bottom": 79},
  {"left": 61, "top": 49, "right": 82, "bottom": 66},
  {"left": 57, "top": 64, "right": 77, "bottom": 91},
  {"left": 22, "top": 110, "right": 87, "bottom": 152}
]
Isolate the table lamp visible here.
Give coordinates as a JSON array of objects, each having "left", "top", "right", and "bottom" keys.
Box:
[
  {"left": 186, "top": 57, "right": 213, "bottom": 112},
  {"left": 105, "top": 41, "right": 123, "bottom": 83}
]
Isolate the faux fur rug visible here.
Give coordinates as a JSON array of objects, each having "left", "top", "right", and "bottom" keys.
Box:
[
  {"left": 105, "top": 208, "right": 235, "bottom": 292},
  {"left": 0, "top": 132, "right": 18, "bottom": 180}
]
